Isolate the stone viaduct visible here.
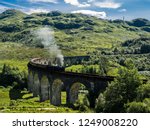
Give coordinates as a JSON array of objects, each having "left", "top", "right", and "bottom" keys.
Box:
[{"left": 27, "top": 58, "right": 114, "bottom": 107}]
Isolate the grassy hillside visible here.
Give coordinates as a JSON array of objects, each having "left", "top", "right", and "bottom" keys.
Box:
[
  {"left": 0, "top": 9, "right": 150, "bottom": 56},
  {"left": 0, "top": 9, "right": 150, "bottom": 77},
  {"left": 0, "top": 9, "right": 150, "bottom": 113}
]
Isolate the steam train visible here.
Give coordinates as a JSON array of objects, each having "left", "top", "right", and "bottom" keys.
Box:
[
  {"left": 29, "top": 57, "right": 65, "bottom": 72},
  {"left": 47, "top": 66, "right": 65, "bottom": 72}
]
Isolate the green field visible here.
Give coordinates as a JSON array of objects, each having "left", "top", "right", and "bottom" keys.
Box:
[{"left": 0, "top": 88, "right": 79, "bottom": 113}]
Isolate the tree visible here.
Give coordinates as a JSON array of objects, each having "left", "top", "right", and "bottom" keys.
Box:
[
  {"left": 98, "top": 56, "right": 109, "bottom": 76},
  {"left": 2, "top": 64, "right": 12, "bottom": 75},
  {"left": 141, "top": 44, "right": 150, "bottom": 53},
  {"left": 131, "top": 18, "right": 149, "bottom": 27},
  {"left": 47, "top": 11, "right": 62, "bottom": 17},
  {"left": 95, "top": 93, "right": 105, "bottom": 112},
  {"left": 74, "top": 95, "right": 90, "bottom": 112},
  {"left": 137, "top": 83, "right": 150, "bottom": 101},
  {"left": 125, "top": 101, "right": 149, "bottom": 113},
  {"left": 0, "top": 64, "right": 27, "bottom": 88},
  {"left": 89, "top": 54, "right": 109, "bottom": 75},
  {"left": 96, "top": 59, "right": 142, "bottom": 112},
  {"left": 42, "top": 18, "right": 54, "bottom": 25}
]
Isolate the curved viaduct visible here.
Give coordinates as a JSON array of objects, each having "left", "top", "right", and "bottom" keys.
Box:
[{"left": 27, "top": 58, "right": 114, "bottom": 107}]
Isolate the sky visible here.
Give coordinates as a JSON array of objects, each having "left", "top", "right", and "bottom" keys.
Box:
[{"left": 0, "top": 0, "right": 150, "bottom": 20}]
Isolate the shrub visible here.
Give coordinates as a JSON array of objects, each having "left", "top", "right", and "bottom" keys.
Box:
[
  {"left": 142, "top": 27, "right": 150, "bottom": 32},
  {"left": 137, "top": 83, "right": 150, "bottom": 101},
  {"left": 95, "top": 93, "right": 105, "bottom": 113},
  {"left": 143, "top": 98, "right": 150, "bottom": 107},
  {"left": 54, "top": 21, "right": 82, "bottom": 29},
  {"left": 47, "top": 11, "right": 62, "bottom": 17},
  {"left": 100, "top": 59, "right": 142, "bottom": 112},
  {"left": 0, "top": 24, "right": 22, "bottom": 32},
  {"left": 125, "top": 102, "right": 149, "bottom": 113},
  {"left": 141, "top": 44, "right": 150, "bottom": 53},
  {"left": 79, "top": 104, "right": 89, "bottom": 112},
  {"left": 73, "top": 96, "right": 90, "bottom": 112},
  {"left": 130, "top": 18, "right": 150, "bottom": 27},
  {"left": 0, "top": 64, "right": 27, "bottom": 88},
  {"left": 9, "top": 100, "right": 17, "bottom": 106}
]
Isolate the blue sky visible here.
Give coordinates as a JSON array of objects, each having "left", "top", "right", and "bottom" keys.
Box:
[{"left": 0, "top": 0, "right": 150, "bottom": 20}]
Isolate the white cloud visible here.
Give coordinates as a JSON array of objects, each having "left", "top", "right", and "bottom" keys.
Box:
[
  {"left": 87, "top": 0, "right": 94, "bottom": 2},
  {"left": 23, "top": 8, "right": 50, "bottom": 14},
  {"left": 64, "top": 0, "right": 122, "bottom": 9},
  {"left": 0, "top": 5, "right": 9, "bottom": 13},
  {"left": 64, "top": 0, "right": 90, "bottom": 7},
  {"left": 93, "top": 0, "right": 122, "bottom": 9},
  {"left": 118, "top": 9, "right": 127, "bottom": 12},
  {"left": 72, "top": 10, "right": 106, "bottom": 18},
  {"left": 28, "top": 0, "right": 58, "bottom": 3}
]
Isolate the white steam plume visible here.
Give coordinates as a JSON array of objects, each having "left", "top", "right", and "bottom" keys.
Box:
[{"left": 34, "top": 27, "right": 64, "bottom": 66}]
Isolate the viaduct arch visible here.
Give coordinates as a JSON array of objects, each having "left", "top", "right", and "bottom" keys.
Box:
[{"left": 27, "top": 58, "right": 114, "bottom": 107}]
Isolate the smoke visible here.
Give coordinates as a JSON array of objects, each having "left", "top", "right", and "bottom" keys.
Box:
[{"left": 34, "top": 27, "right": 64, "bottom": 66}]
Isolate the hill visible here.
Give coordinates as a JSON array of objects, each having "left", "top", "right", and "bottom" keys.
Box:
[{"left": 0, "top": 9, "right": 150, "bottom": 56}]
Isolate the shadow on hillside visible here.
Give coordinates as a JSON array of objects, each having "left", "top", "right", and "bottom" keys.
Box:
[{"left": 9, "top": 88, "right": 26, "bottom": 100}]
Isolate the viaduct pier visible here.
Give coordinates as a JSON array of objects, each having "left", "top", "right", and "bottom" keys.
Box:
[{"left": 27, "top": 58, "right": 114, "bottom": 107}]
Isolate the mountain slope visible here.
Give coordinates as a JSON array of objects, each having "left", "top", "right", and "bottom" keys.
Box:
[{"left": 0, "top": 9, "right": 150, "bottom": 55}]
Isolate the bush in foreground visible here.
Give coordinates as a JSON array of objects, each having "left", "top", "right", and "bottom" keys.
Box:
[{"left": 125, "top": 101, "right": 149, "bottom": 113}]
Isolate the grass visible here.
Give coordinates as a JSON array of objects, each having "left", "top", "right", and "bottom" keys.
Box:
[
  {"left": 0, "top": 87, "right": 10, "bottom": 109},
  {"left": 61, "top": 91, "right": 66, "bottom": 105},
  {"left": 0, "top": 88, "right": 79, "bottom": 113},
  {"left": 65, "top": 64, "right": 119, "bottom": 76},
  {"left": 0, "top": 60, "right": 28, "bottom": 73},
  {"left": 1, "top": 10, "right": 150, "bottom": 57},
  {"left": 0, "top": 42, "right": 50, "bottom": 60}
]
